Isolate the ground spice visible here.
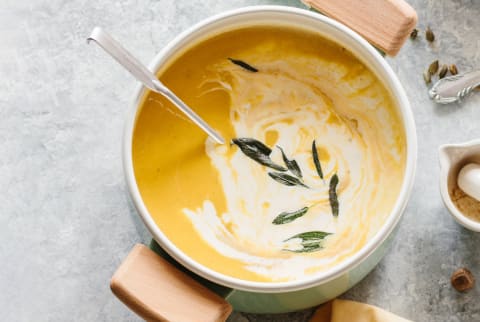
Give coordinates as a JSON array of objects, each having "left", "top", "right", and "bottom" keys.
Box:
[{"left": 450, "top": 186, "right": 480, "bottom": 222}]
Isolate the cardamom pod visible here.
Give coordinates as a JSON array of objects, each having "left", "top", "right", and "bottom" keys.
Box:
[
  {"left": 428, "top": 60, "right": 439, "bottom": 76},
  {"left": 410, "top": 28, "right": 418, "bottom": 40},
  {"left": 426, "top": 27, "right": 435, "bottom": 42},
  {"left": 423, "top": 70, "right": 432, "bottom": 84},
  {"left": 449, "top": 64, "right": 458, "bottom": 75},
  {"left": 439, "top": 64, "right": 448, "bottom": 79}
]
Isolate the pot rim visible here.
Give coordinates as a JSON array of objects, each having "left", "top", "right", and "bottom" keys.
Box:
[{"left": 123, "top": 5, "right": 417, "bottom": 293}]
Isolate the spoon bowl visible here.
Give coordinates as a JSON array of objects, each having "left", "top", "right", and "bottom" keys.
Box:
[{"left": 429, "top": 69, "right": 480, "bottom": 104}]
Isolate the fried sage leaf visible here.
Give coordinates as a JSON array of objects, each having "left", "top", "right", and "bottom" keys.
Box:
[
  {"left": 312, "top": 140, "right": 324, "bottom": 179},
  {"left": 233, "top": 137, "right": 271, "bottom": 154},
  {"left": 286, "top": 231, "right": 332, "bottom": 241},
  {"left": 329, "top": 174, "right": 339, "bottom": 217},
  {"left": 232, "top": 138, "right": 286, "bottom": 171},
  {"left": 285, "top": 244, "right": 323, "bottom": 253},
  {"left": 228, "top": 58, "right": 258, "bottom": 72},
  {"left": 283, "top": 231, "right": 332, "bottom": 253},
  {"left": 268, "top": 172, "right": 309, "bottom": 188},
  {"left": 272, "top": 206, "right": 309, "bottom": 225},
  {"left": 277, "top": 146, "right": 303, "bottom": 178}
]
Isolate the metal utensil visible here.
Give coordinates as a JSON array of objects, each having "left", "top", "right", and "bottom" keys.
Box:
[
  {"left": 87, "top": 27, "right": 225, "bottom": 144},
  {"left": 429, "top": 69, "right": 480, "bottom": 104}
]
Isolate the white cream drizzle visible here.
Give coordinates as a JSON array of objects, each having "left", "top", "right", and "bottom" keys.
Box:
[{"left": 183, "top": 54, "right": 404, "bottom": 281}]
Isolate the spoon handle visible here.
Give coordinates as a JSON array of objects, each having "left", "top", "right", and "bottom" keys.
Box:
[
  {"left": 88, "top": 27, "right": 159, "bottom": 91},
  {"left": 429, "top": 69, "right": 480, "bottom": 104},
  {"left": 87, "top": 27, "right": 225, "bottom": 144}
]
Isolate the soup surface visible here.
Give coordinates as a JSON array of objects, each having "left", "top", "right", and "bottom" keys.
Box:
[{"left": 132, "top": 26, "right": 406, "bottom": 282}]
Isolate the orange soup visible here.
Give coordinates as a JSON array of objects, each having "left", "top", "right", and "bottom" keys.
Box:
[{"left": 132, "top": 26, "right": 406, "bottom": 282}]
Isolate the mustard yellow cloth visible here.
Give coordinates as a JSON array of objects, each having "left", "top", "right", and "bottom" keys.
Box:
[{"left": 310, "top": 300, "right": 412, "bottom": 322}]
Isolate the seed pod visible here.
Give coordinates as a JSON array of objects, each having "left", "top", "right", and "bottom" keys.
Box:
[
  {"left": 449, "top": 64, "right": 458, "bottom": 75},
  {"left": 428, "top": 60, "right": 439, "bottom": 76},
  {"left": 439, "top": 64, "right": 448, "bottom": 79},
  {"left": 451, "top": 268, "right": 475, "bottom": 292},
  {"left": 423, "top": 70, "right": 431, "bottom": 84},
  {"left": 410, "top": 28, "right": 418, "bottom": 40},
  {"left": 426, "top": 27, "right": 435, "bottom": 42}
]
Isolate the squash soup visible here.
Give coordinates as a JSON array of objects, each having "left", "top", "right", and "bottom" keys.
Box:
[{"left": 132, "top": 26, "right": 406, "bottom": 282}]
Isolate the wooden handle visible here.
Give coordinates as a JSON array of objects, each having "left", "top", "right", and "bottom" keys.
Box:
[
  {"left": 110, "top": 244, "right": 232, "bottom": 322},
  {"left": 302, "top": 0, "right": 417, "bottom": 56}
]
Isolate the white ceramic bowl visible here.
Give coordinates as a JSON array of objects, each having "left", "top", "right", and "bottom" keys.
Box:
[
  {"left": 122, "top": 6, "right": 417, "bottom": 312},
  {"left": 439, "top": 139, "right": 480, "bottom": 232}
]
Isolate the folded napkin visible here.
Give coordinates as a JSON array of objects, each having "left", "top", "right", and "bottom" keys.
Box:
[{"left": 310, "top": 299, "right": 412, "bottom": 322}]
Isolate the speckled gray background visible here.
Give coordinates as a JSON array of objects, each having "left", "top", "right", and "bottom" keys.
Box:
[{"left": 1, "top": 0, "right": 479, "bottom": 321}]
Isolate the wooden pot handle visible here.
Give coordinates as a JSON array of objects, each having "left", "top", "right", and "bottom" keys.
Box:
[
  {"left": 302, "top": 0, "right": 417, "bottom": 56},
  {"left": 110, "top": 244, "right": 232, "bottom": 322}
]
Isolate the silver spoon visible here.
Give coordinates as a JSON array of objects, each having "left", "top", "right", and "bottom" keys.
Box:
[
  {"left": 429, "top": 69, "right": 480, "bottom": 104},
  {"left": 87, "top": 27, "right": 225, "bottom": 144}
]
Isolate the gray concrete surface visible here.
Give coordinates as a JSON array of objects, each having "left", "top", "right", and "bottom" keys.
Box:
[{"left": 1, "top": 0, "right": 479, "bottom": 321}]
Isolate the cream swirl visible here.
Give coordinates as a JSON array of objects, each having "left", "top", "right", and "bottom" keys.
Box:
[{"left": 183, "top": 54, "right": 405, "bottom": 281}]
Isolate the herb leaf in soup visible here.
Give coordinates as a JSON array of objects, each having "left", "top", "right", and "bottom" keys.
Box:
[
  {"left": 268, "top": 172, "right": 309, "bottom": 188},
  {"left": 329, "top": 174, "right": 340, "bottom": 217},
  {"left": 228, "top": 58, "right": 258, "bottom": 72},
  {"left": 286, "top": 231, "right": 331, "bottom": 241},
  {"left": 285, "top": 244, "right": 323, "bottom": 253},
  {"left": 283, "top": 231, "right": 332, "bottom": 253},
  {"left": 272, "top": 206, "right": 309, "bottom": 225},
  {"left": 277, "top": 146, "right": 303, "bottom": 178},
  {"left": 232, "top": 138, "right": 286, "bottom": 171},
  {"left": 312, "top": 140, "right": 324, "bottom": 180}
]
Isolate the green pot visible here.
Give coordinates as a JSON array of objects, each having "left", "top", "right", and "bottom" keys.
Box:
[{"left": 121, "top": 6, "right": 417, "bottom": 314}]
